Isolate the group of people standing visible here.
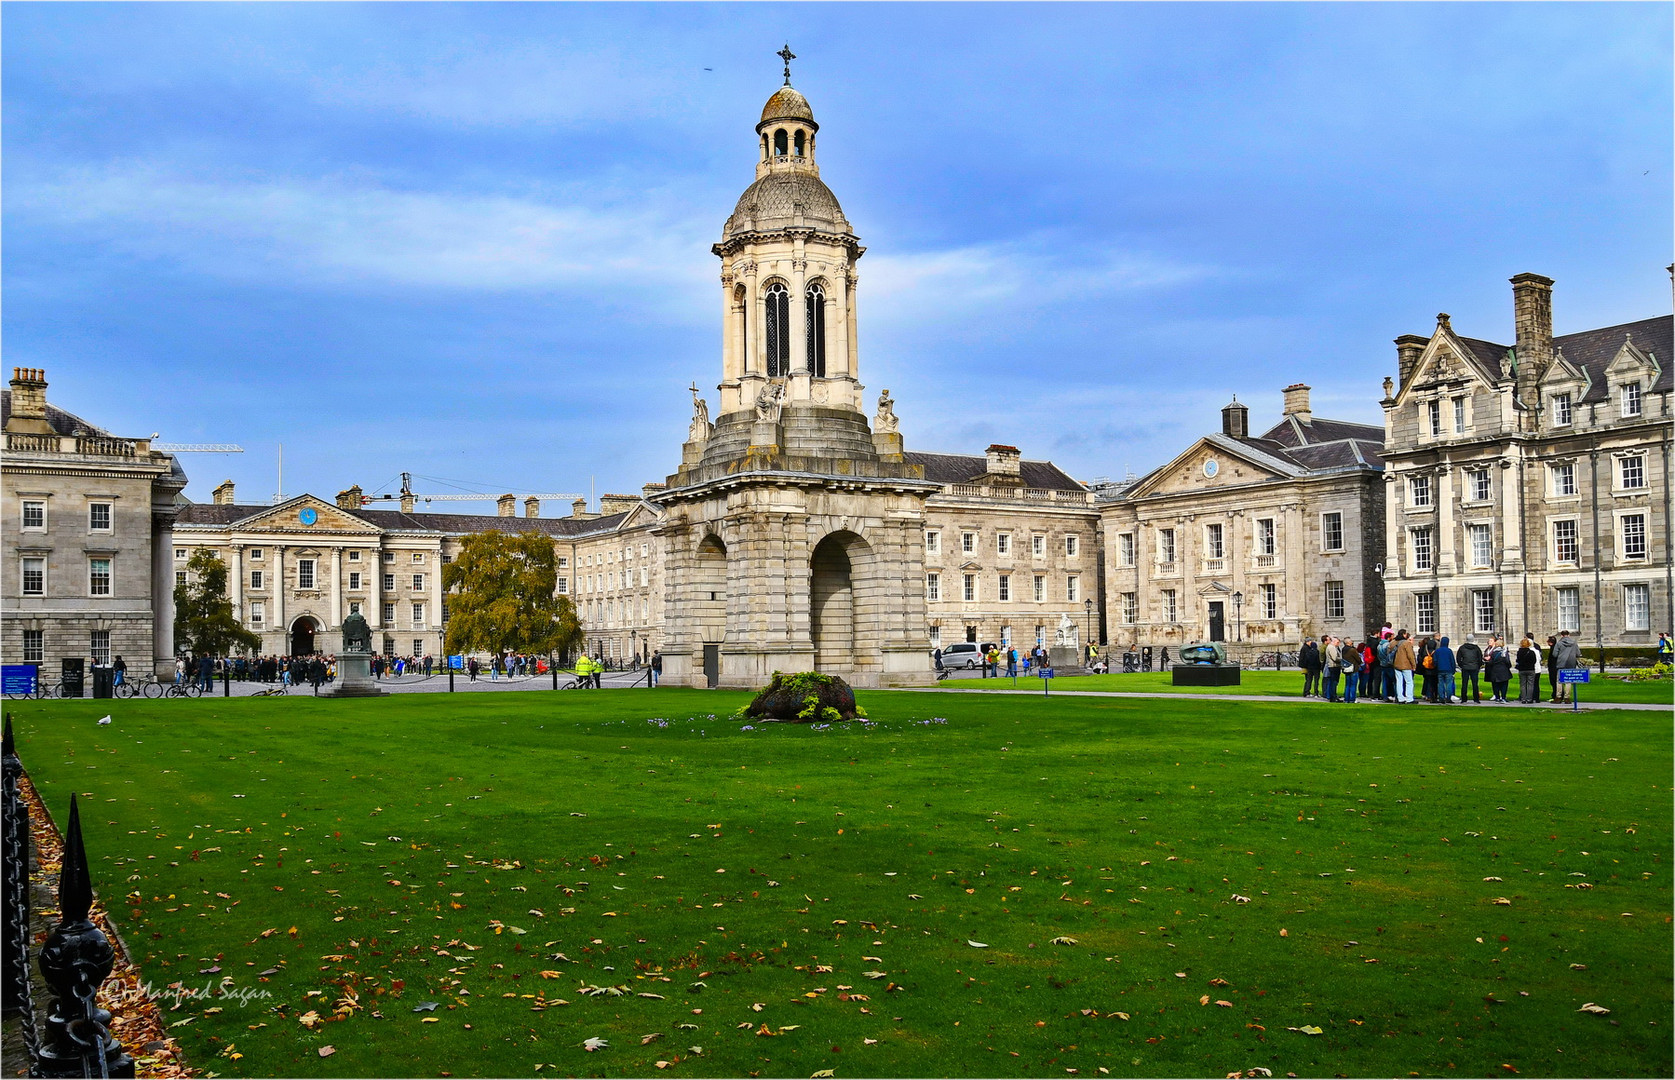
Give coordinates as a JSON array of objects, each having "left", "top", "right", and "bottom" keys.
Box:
[{"left": 1299, "top": 627, "right": 1584, "bottom": 705}]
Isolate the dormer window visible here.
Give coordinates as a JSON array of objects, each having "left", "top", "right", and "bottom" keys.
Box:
[
  {"left": 1552, "top": 392, "right": 1572, "bottom": 426},
  {"left": 1621, "top": 381, "right": 1642, "bottom": 418}
]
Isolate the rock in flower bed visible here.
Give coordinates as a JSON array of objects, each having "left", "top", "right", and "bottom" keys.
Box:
[{"left": 737, "top": 671, "right": 866, "bottom": 723}]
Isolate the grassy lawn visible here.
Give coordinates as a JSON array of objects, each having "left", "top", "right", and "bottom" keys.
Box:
[
  {"left": 7, "top": 690, "right": 1670, "bottom": 1078},
  {"left": 941, "top": 669, "right": 1675, "bottom": 704}
]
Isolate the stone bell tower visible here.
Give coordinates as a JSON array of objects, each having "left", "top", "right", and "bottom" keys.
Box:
[{"left": 655, "top": 51, "right": 937, "bottom": 689}]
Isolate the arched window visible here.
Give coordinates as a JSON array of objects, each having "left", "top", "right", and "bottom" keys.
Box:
[
  {"left": 793, "top": 130, "right": 806, "bottom": 157},
  {"left": 805, "top": 283, "right": 827, "bottom": 377},
  {"left": 764, "top": 282, "right": 790, "bottom": 377},
  {"left": 774, "top": 129, "right": 788, "bottom": 156}
]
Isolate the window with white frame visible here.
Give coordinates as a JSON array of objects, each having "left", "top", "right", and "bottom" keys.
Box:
[
  {"left": 1066, "top": 576, "right": 1079, "bottom": 603},
  {"left": 382, "top": 602, "right": 396, "bottom": 624},
  {"left": 928, "top": 625, "right": 941, "bottom": 648},
  {"left": 1552, "top": 519, "right": 1578, "bottom": 564},
  {"left": 91, "top": 630, "right": 110, "bottom": 665},
  {"left": 175, "top": 548, "right": 186, "bottom": 560},
  {"left": 926, "top": 572, "right": 940, "bottom": 602},
  {"left": 297, "top": 559, "right": 316, "bottom": 590},
  {"left": 1618, "top": 454, "right": 1646, "bottom": 490},
  {"left": 1322, "top": 512, "right": 1344, "bottom": 552},
  {"left": 252, "top": 569, "right": 265, "bottom": 589},
  {"left": 1409, "top": 474, "right": 1432, "bottom": 508},
  {"left": 556, "top": 556, "right": 568, "bottom": 569},
  {"left": 1204, "top": 523, "right": 1224, "bottom": 560},
  {"left": 1551, "top": 392, "right": 1572, "bottom": 426},
  {"left": 346, "top": 550, "right": 358, "bottom": 562},
  {"left": 175, "top": 571, "right": 185, "bottom": 586},
  {"left": 23, "top": 630, "right": 43, "bottom": 663},
  {"left": 640, "top": 568, "right": 648, "bottom": 587},
  {"left": 413, "top": 552, "right": 425, "bottom": 564},
  {"left": 1550, "top": 462, "right": 1577, "bottom": 497},
  {"left": 21, "top": 500, "right": 45, "bottom": 529},
  {"left": 1325, "top": 581, "right": 1345, "bottom": 620},
  {"left": 1161, "top": 589, "right": 1178, "bottom": 623},
  {"left": 1468, "top": 524, "right": 1493, "bottom": 568},
  {"left": 88, "top": 502, "right": 112, "bottom": 531},
  {"left": 1256, "top": 518, "right": 1275, "bottom": 557},
  {"left": 384, "top": 552, "right": 396, "bottom": 563},
  {"left": 1065, "top": 535, "right": 1079, "bottom": 558},
  {"left": 22, "top": 558, "right": 44, "bottom": 596},
  {"left": 89, "top": 558, "right": 111, "bottom": 596},
  {"left": 412, "top": 573, "right": 424, "bottom": 591},
  {"left": 251, "top": 601, "right": 265, "bottom": 627},
  {"left": 1260, "top": 582, "right": 1277, "bottom": 619},
  {"left": 1121, "top": 592, "right": 1137, "bottom": 624},
  {"left": 414, "top": 639, "right": 425, "bottom": 656},
  {"left": 961, "top": 531, "right": 976, "bottom": 554},
  {"left": 1624, "top": 583, "right": 1650, "bottom": 631},
  {"left": 996, "top": 533, "right": 1011, "bottom": 556},
  {"left": 1453, "top": 396, "right": 1467, "bottom": 433},
  {"left": 1621, "top": 513, "right": 1647, "bottom": 560},
  {"left": 1118, "top": 533, "right": 1135, "bottom": 566},
  {"left": 1158, "top": 528, "right": 1176, "bottom": 564},
  {"left": 346, "top": 571, "right": 358, "bottom": 590},
  {"left": 383, "top": 573, "right": 395, "bottom": 591},
  {"left": 1427, "top": 400, "right": 1441, "bottom": 436},
  {"left": 998, "top": 574, "right": 1011, "bottom": 601},
  {"left": 556, "top": 577, "right": 569, "bottom": 594},
  {"left": 962, "top": 573, "right": 977, "bottom": 602},
  {"left": 1031, "top": 535, "right": 1045, "bottom": 558},
  {"left": 1033, "top": 575, "right": 1046, "bottom": 602},
  {"left": 1415, "top": 591, "right": 1437, "bottom": 634},
  {"left": 412, "top": 603, "right": 425, "bottom": 628},
  {"left": 1621, "top": 382, "right": 1642, "bottom": 418},
  {"left": 1467, "top": 469, "right": 1492, "bottom": 502},
  {"left": 924, "top": 531, "right": 940, "bottom": 556},
  {"left": 1472, "top": 589, "right": 1496, "bottom": 634},
  {"left": 1411, "top": 526, "right": 1433, "bottom": 571}
]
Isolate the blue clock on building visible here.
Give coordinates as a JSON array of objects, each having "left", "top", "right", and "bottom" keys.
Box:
[{"left": 299, "top": 507, "right": 318, "bottom": 526}]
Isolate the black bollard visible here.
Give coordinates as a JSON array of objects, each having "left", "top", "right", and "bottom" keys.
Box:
[
  {"left": 223, "top": 662, "right": 231, "bottom": 697},
  {"left": 449, "top": 665, "right": 455, "bottom": 692}
]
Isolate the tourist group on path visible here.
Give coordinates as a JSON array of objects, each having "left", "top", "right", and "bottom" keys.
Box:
[{"left": 1297, "top": 626, "right": 1586, "bottom": 705}]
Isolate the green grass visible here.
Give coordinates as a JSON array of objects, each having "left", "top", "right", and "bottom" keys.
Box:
[
  {"left": 941, "top": 668, "right": 1675, "bottom": 704},
  {"left": 7, "top": 691, "right": 1671, "bottom": 1078}
]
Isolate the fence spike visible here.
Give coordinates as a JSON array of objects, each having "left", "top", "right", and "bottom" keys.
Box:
[{"left": 59, "top": 795, "right": 93, "bottom": 924}]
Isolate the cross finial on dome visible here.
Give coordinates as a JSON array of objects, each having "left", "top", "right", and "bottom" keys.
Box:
[{"left": 777, "top": 43, "right": 796, "bottom": 85}]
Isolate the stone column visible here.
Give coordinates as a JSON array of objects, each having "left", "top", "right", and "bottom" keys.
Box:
[
  {"left": 846, "top": 271, "right": 861, "bottom": 409},
  {"left": 228, "top": 545, "right": 243, "bottom": 622},
  {"left": 1285, "top": 504, "right": 1306, "bottom": 637},
  {"left": 151, "top": 516, "right": 176, "bottom": 676},
  {"left": 721, "top": 272, "right": 739, "bottom": 384},
  {"left": 1382, "top": 474, "right": 1400, "bottom": 622},
  {"left": 368, "top": 549, "right": 381, "bottom": 629},
  {"left": 433, "top": 552, "right": 445, "bottom": 653},
  {"left": 791, "top": 238, "right": 808, "bottom": 377},
  {"left": 272, "top": 547, "right": 286, "bottom": 635},
  {"left": 831, "top": 269, "right": 851, "bottom": 381},
  {"left": 330, "top": 547, "right": 343, "bottom": 629}
]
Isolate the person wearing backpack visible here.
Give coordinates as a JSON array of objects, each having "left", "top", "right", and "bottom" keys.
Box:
[
  {"left": 1433, "top": 636, "right": 1458, "bottom": 704},
  {"left": 1322, "top": 637, "right": 1343, "bottom": 702},
  {"left": 1299, "top": 638, "right": 1322, "bottom": 698},
  {"left": 1456, "top": 634, "right": 1484, "bottom": 703},
  {"left": 1417, "top": 635, "right": 1438, "bottom": 703},
  {"left": 1340, "top": 638, "right": 1360, "bottom": 703},
  {"left": 1392, "top": 630, "right": 1417, "bottom": 703},
  {"left": 1376, "top": 636, "right": 1396, "bottom": 701}
]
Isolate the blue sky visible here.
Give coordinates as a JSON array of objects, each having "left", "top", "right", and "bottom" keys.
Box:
[{"left": 5, "top": 3, "right": 1670, "bottom": 506}]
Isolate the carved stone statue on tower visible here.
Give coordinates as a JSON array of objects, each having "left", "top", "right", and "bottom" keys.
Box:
[
  {"left": 873, "top": 389, "right": 899, "bottom": 434},
  {"left": 754, "top": 380, "right": 786, "bottom": 424},
  {"left": 688, "top": 384, "right": 713, "bottom": 443}
]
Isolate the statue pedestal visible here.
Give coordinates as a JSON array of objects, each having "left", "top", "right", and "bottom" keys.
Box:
[
  {"left": 872, "top": 430, "right": 903, "bottom": 461},
  {"left": 325, "top": 650, "right": 386, "bottom": 698},
  {"left": 1049, "top": 646, "right": 1082, "bottom": 672}
]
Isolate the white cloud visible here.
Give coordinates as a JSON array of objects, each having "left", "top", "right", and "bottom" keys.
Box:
[{"left": 10, "top": 162, "right": 716, "bottom": 295}]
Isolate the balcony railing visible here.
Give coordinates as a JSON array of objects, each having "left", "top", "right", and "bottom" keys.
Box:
[
  {"left": 1202, "top": 558, "right": 1226, "bottom": 574},
  {"left": 1255, "top": 554, "right": 1277, "bottom": 568},
  {"left": 944, "top": 483, "right": 1091, "bottom": 505},
  {"left": 6, "top": 432, "right": 140, "bottom": 457}
]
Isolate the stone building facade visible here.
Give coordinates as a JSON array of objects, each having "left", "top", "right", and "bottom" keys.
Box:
[
  {"left": 1099, "top": 387, "right": 1385, "bottom": 651},
  {"left": 2, "top": 368, "right": 188, "bottom": 678},
  {"left": 1380, "top": 273, "right": 1672, "bottom": 650}
]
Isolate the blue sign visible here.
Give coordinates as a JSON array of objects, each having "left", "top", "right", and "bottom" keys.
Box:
[
  {"left": 1558, "top": 668, "right": 1591, "bottom": 684},
  {"left": 1039, "top": 668, "right": 1055, "bottom": 679},
  {"left": 2, "top": 665, "right": 38, "bottom": 695},
  {"left": 447, "top": 655, "right": 464, "bottom": 670}
]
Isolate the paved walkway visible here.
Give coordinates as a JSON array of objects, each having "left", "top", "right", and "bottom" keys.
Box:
[
  {"left": 151, "top": 667, "right": 657, "bottom": 698},
  {"left": 903, "top": 686, "right": 1671, "bottom": 711}
]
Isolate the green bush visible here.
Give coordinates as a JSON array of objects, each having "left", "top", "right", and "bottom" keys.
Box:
[
  {"left": 737, "top": 670, "right": 866, "bottom": 722},
  {"left": 1626, "top": 662, "right": 1672, "bottom": 682}
]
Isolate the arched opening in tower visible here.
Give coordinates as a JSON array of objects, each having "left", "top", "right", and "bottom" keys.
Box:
[
  {"left": 693, "top": 535, "right": 728, "bottom": 646},
  {"left": 811, "top": 532, "right": 863, "bottom": 672}
]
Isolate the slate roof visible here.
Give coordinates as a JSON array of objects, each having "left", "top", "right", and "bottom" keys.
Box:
[
  {"left": 175, "top": 501, "right": 632, "bottom": 538},
  {"left": 1444, "top": 316, "right": 1672, "bottom": 403},
  {"left": 2, "top": 390, "right": 114, "bottom": 437},
  {"left": 904, "top": 451, "right": 1086, "bottom": 492},
  {"left": 1249, "top": 413, "right": 1384, "bottom": 472}
]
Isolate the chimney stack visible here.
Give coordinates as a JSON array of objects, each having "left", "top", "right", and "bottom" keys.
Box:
[
  {"left": 599, "top": 494, "right": 638, "bottom": 516},
  {"left": 1394, "top": 335, "right": 1427, "bottom": 390},
  {"left": 336, "top": 485, "right": 363, "bottom": 511},
  {"left": 213, "top": 479, "right": 237, "bottom": 505},
  {"left": 570, "top": 498, "right": 597, "bottom": 520},
  {"left": 1511, "top": 272, "right": 1555, "bottom": 398},
  {"left": 524, "top": 496, "right": 540, "bottom": 518},
  {"left": 1281, "top": 383, "right": 1312, "bottom": 422},
  {"left": 1220, "top": 396, "right": 1249, "bottom": 438},
  {"left": 400, "top": 492, "right": 416, "bottom": 514},
  {"left": 641, "top": 482, "right": 667, "bottom": 501},
  {"left": 497, "top": 493, "right": 516, "bottom": 517},
  {"left": 6, "top": 367, "right": 52, "bottom": 434},
  {"left": 984, "top": 444, "right": 1022, "bottom": 483}
]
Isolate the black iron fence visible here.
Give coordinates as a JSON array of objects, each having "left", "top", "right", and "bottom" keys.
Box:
[{"left": 3, "top": 715, "right": 135, "bottom": 1078}]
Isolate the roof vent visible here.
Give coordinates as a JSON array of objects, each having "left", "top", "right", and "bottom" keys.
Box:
[{"left": 1221, "top": 396, "right": 1249, "bottom": 438}]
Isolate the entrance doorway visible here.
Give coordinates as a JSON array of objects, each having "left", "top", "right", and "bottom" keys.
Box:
[
  {"left": 810, "top": 534, "right": 855, "bottom": 671},
  {"left": 290, "top": 617, "right": 319, "bottom": 656},
  {"left": 702, "top": 644, "right": 720, "bottom": 688},
  {"left": 1207, "top": 602, "right": 1225, "bottom": 642}
]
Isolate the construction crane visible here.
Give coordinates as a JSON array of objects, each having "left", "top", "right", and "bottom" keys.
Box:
[
  {"left": 149, "top": 442, "right": 244, "bottom": 453},
  {"left": 361, "top": 472, "right": 583, "bottom": 507}
]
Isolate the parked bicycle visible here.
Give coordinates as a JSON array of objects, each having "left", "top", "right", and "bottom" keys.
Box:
[{"left": 251, "top": 684, "right": 289, "bottom": 697}]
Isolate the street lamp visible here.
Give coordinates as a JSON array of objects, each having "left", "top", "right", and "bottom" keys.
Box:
[
  {"left": 1083, "top": 598, "right": 1094, "bottom": 653},
  {"left": 1232, "top": 590, "right": 1243, "bottom": 643}
]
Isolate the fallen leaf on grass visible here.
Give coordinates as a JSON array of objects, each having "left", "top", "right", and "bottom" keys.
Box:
[
  {"left": 318, "top": 1046, "right": 335, "bottom": 1058},
  {"left": 1209, "top": 978, "right": 1231, "bottom": 987},
  {"left": 1050, "top": 936, "right": 1078, "bottom": 945},
  {"left": 967, "top": 940, "right": 989, "bottom": 948},
  {"left": 862, "top": 971, "right": 888, "bottom": 980},
  {"left": 538, "top": 971, "right": 563, "bottom": 979},
  {"left": 1200, "top": 995, "right": 1211, "bottom": 1006},
  {"left": 1113, "top": 1012, "right": 1130, "bottom": 1020},
  {"left": 1215, "top": 1000, "right": 1233, "bottom": 1008},
  {"left": 1278, "top": 929, "right": 1288, "bottom": 937},
  {"left": 582, "top": 1036, "right": 609, "bottom": 1051},
  {"left": 1577, "top": 1003, "right": 1610, "bottom": 1015},
  {"left": 864, "top": 1038, "right": 878, "bottom": 1045},
  {"left": 641, "top": 1033, "right": 664, "bottom": 1045},
  {"left": 1286, "top": 1025, "right": 1323, "bottom": 1035},
  {"left": 298, "top": 1011, "right": 322, "bottom": 1029},
  {"left": 811, "top": 1071, "right": 837, "bottom": 1078}
]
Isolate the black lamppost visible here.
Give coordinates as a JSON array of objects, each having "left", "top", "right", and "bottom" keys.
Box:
[
  {"left": 1083, "top": 598, "right": 1094, "bottom": 652},
  {"left": 1232, "top": 590, "right": 1244, "bottom": 643}
]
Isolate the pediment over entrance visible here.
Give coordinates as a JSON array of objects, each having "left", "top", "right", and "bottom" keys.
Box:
[
  {"left": 233, "top": 495, "right": 379, "bottom": 535},
  {"left": 1127, "top": 436, "right": 1293, "bottom": 499}
]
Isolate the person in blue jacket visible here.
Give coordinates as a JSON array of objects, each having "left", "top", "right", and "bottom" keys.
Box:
[{"left": 1433, "top": 635, "right": 1457, "bottom": 704}]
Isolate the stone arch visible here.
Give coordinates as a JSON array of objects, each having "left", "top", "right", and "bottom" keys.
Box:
[
  {"left": 774, "top": 128, "right": 788, "bottom": 156},
  {"left": 693, "top": 534, "right": 728, "bottom": 644},
  {"left": 289, "top": 614, "right": 322, "bottom": 657},
  {"left": 810, "top": 530, "right": 877, "bottom": 673}
]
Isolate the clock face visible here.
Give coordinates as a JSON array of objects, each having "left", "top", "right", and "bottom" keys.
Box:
[
  {"left": 1203, "top": 459, "right": 1220, "bottom": 479},
  {"left": 299, "top": 508, "right": 318, "bottom": 526}
]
